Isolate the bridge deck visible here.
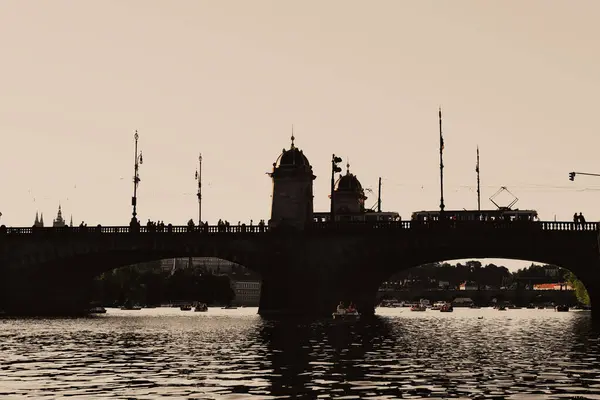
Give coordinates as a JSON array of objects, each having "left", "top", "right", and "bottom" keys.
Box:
[{"left": 0, "top": 221, "right": 597, "bottom": 235}]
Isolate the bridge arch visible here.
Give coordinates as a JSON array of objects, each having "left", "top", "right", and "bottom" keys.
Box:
[{"left": 1, "top": 231, "right": 271, "bottom": 315}]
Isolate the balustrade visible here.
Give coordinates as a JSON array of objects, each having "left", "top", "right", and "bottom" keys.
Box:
[{"left": 0, "top": 220, "right": 598, "bottom": 235}]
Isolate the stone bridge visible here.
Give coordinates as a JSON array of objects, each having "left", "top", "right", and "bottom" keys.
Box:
[{"left": 0, "top": 220, "right": 598, "bottom": 317}]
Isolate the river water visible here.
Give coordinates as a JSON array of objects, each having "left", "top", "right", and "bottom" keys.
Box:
[{"left": 1, "top": 307, "right": 599, "bottom": 399}]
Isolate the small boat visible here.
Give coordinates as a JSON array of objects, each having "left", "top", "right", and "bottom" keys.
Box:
[
  {"left": 555, "top": 305, "right": 569, "bottom": 312},
  {"left": 332, "top": 310, "right": 360, "bottom": 320},
  {"left": 180, "top": 305, "right": 192, "bottom": 311},
  {"left": 440, "top": 304, "right": 453, "bottom": 312},
  {"left": 121, "top": 300, "right": 142, "bottom": 310},
  {"left": 431, "top": 301, "right": 446, "bottom": 310},
  {"left": 497, "top": 305, "right": 507, "bottom": 311},
  {"left": 410, "top": 305, "right": 427, "bottom": 311},
  {"left": 89, "top": 306, "right": 106, "bottom": 314},
  {"left": 194, "top": 303, "right": 208, "bottom": 312},
  {"left": 222, "top": 305, "right": 237, "bottom": 309}
]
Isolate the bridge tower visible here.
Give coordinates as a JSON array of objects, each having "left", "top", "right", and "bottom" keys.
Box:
[
  {"left": 333, "top": 162, "right": 367, "bottom": 216},
  {"left": 268, "top": 134, "right": 316, "bottom": 229}
]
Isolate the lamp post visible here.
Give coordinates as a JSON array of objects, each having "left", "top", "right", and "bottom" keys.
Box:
[
  {"left": 330, "top": 154, "right": 342, "bottom": 222},
  {"left": 131, "top": 130, "right": 143, "bottom": 225},
  {"left": 195, "top": 153, "right": 202, "bottom": 225}
]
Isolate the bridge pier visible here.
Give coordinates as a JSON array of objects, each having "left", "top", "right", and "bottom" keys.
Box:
[{"left": 257, "top": 240, "right": 383, "bottom": 317}]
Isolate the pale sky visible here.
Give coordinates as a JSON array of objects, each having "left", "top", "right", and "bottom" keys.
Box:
[{"left": 1, "top": 1, "right": 599, "bottom": 270}]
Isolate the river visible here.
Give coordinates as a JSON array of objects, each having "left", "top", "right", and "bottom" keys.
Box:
[{"left": 1, "top": 307, "right": 599, "bottom": 398}]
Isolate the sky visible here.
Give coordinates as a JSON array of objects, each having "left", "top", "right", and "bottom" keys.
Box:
[{"left": 1, "top": 1, "right": 599, "bottom": 270}]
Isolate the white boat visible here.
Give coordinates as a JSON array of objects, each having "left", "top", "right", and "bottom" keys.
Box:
[
  {"left": 332, "top": 310, "right": 360, "bottom": 320},
  {"left": 89, "top": 306, "right": 106, "bottom": 314},
  {"left": 410, "top": 305, "right": 427, "bottom": 311}
]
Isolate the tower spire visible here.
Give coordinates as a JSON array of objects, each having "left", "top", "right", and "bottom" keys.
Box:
[
  {"left": 290, "top": 124, "right": 295, "bottom": 149},
  {"left": 346, "top": 159, "right": 350, "bottom": 174},
  {"left": 35, "top": 211, "right": 39, "bottom": 225}
]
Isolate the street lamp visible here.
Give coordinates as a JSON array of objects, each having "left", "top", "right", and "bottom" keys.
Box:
[
  {"left": 131, "top": 130, "right": 143, "bottom": 226},
  {"left": 568, "top": 171, "right": 600, "bottom": 181},
  {"left": 195, "top": 153, "right": 202, "bottom": 225},
  {"left": 330, "top": 154, "right": 343, "bottom": 222}
]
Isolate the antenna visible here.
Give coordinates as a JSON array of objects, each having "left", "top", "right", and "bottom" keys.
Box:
[{"left": 476, "top": 146, "right": 481, "bottom": 211}]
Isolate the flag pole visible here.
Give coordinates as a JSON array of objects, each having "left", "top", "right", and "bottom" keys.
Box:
[
  {"left": 476, "top": 146, "right": 481, "bottom": 211},
  {"left": 196, "top": 153, "right": 202, "bottom": 225},
  {"left": 439, "top": 107, "right": 445, "bottom": 213}
]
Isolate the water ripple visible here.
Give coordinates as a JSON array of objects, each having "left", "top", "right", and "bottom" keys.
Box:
[{"left": 1, "top": 308, "right": 600, "bottom": 398}]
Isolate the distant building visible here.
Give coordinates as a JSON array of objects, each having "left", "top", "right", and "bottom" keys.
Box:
[
  {"left": 33, "top": 205, "right": 73, "bottom": 228},
  {"left": 232, "top": 280, "right": 261, "bottom": 306},
  {"left": 159, "top": 257, "right": 238, "bottom": 275},
  {"left": 52, "top": 205, "right": 69, "bottom": 227},
  {"left": 533, "top": 283, "right": 573, "bottom": 291},
  {"left": 33, "top": 211, "right": 44, "bottom": 227},
  {"left": 459, "top": 281, "right": 478, "bottom": 290}
]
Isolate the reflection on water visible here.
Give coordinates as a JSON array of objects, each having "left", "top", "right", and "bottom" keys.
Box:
[{"left": 1, "top": 307, "right": 600, "bottom": 398}]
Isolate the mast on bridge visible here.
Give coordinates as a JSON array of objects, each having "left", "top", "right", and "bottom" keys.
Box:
[
  {"left": 131, "top": 130, "right": 143, "bottom": 224},
  {"left": 476, "top": 146, "right": 481, "bottom": 211},
  {"left": 196, "top": 153, "right": 202, "bottom": 225},
  {"left": 439, "top": 107, "right": 445, "bottom": 213}
]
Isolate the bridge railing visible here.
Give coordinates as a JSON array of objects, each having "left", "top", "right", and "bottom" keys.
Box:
[
  {"left": 0, "top": 224, "right": 270, "bottom": 235},
  {"left": 0, "top": 220, "right": 597, "bottom": 235}
]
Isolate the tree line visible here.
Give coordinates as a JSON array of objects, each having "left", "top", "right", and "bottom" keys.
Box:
[
  {"left": 91, "top": 260, "right": 236, "bottom": 306},
  {"left": 384, "top": 261, "right": 589, "bottom": 305}
]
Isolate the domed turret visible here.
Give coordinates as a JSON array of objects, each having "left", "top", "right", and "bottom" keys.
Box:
[
  {"left": 333, "top": 162, "right": 367, "bottom": 214},
  {"left": 268, "top": 130, "right": 316, "bottom": 229},
  {"left": 335, "top": 173, "right": 363, "bottom": 192},
  {"left": 275, "top": 147, "right": 310, "bottom": 168}
]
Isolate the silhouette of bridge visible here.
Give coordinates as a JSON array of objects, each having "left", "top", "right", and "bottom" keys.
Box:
[{"left": 1, "top": 220, "right": 598, "bottom": 317}]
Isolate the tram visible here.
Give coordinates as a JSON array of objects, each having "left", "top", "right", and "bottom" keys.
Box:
[
  {"left": 313, "top": 211, "right": 401, "bottom": 223},
  {"left": 411, "top": 209, "right": 538, "bottom": 222}
]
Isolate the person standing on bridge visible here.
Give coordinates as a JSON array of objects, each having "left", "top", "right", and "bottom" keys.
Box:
[{"left": 580, "top": 212, "right": 586, "bottom": 225}]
